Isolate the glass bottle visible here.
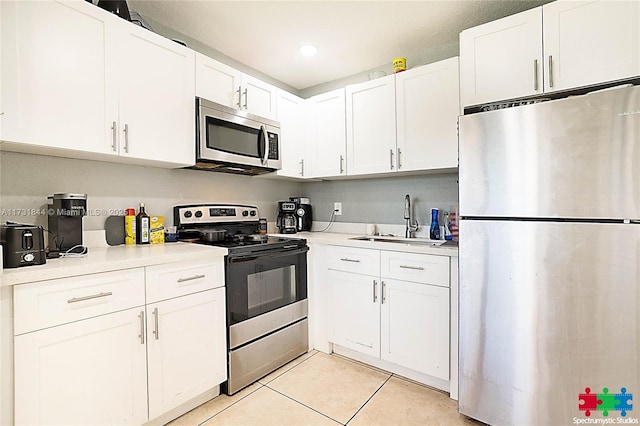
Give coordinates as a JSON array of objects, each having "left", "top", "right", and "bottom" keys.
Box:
[{"left": 136, "top": 203, "right": 150, "bottom": 244}]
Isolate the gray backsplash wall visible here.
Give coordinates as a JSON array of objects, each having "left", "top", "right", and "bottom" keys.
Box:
[
  {"left": 302, "top": 173, "right": 459, "bottom": 227},
  {"left": 0, "top": 152, "right": 303, "bottom": 230},
  {"left": 1, "top": 152, "right": 458, "bottom": 234}
]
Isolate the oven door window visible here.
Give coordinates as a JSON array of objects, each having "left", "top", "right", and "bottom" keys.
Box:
[
  {"left": 226, "top": 248, "right": 308, "bottom": 325},
  {"left": 206, "top": 116, "right": 261, "bottom": 158}
]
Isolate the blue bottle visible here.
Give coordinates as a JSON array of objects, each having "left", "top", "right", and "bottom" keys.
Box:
[{"left": 430, "top": 208, "right": 440, "bottom": 240}]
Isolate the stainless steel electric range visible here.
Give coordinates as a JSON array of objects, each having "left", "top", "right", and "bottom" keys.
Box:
[{"left": 174, "top": 204, "right": 309, "bottom": 395}]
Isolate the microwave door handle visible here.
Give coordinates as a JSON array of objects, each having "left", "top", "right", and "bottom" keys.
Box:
[{"left": 259, "top": 125, "right": 268, "bottom": 165}]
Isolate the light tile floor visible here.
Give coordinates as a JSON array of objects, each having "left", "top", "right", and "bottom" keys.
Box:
[{"left": 168, "top": 351, "right": 480, "bottom": 425}]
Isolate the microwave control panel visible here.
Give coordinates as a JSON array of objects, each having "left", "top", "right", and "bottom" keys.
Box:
[{"left": 268, "top": 133, "right": 279, "bottom": 160}]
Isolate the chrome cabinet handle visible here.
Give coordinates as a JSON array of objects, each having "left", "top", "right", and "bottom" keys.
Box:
[
  {"left": 243, "top": 88, "right": 248, "bottom": 109},
  {"left": 533, "top": 59, "right": 539, "bottom": 91},
  {"left": 340, "top": 258, "right": 361, "bottom": 263},
  {"left": 152, "top": 307, "right": 159, "bottom": 340},
  {"left": 236, "top": 86, "right": 242, "bottom": 108},
  {"left": 390, "top": 149, "right": 394, "bottom": 170},
  {"left": 67, "top": 291, "right": 113, "bottom": 304},
  {"left": 373, "top": 280, "right": 378, "bottom": 303},
  {"left": 177, "top": 274, "right": 206, "bottom": 283},
  {"left": 399, "top": 265, "right": 425, "bottom": 271},
  {"left": 123, "top": 123, "right": 129, "bottom": 153},
  {"left": 548, "top": 55, "right": 554, "bottom": 88},
  {"left": 397, "top": 148, "right": 402, "bottom": 169},
  {"left": 382, "top": 281, "right": 387, "bottom": 304},
  {"left": 300, "top": 159, "right": 304, "bottom": 176},
  {"left": 138, "top": 311, "right": 145, "bottom": 345},
  {"left": 340, "top": 155, "right": 344, "bottom": 174},
  {"left": 111, "top": 121, "right": 117, "bottom": 152}
]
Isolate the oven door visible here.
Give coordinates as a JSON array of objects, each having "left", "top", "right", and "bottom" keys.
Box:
[
  {"left": 197, "top": 98, "right": 281, "bottom": 169},
  {"left": 225, "top": 245, "right": 308, "bottom": 327}
]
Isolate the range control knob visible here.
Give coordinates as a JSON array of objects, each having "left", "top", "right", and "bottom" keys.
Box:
[
  {"left": 242, "top": 210, "right": 249, "bottom": 217},
  {"left": 195, "top": 211, "right": 203, "bottom": 218},
  {"left": 184, "top": 211, "right": 193, "bottom": 218},
  {"left": 250, "top": 210, "right": 257, "bottom": 216},
  {"left": 23, "top": 253, "right": 35, "bottom": 262}
]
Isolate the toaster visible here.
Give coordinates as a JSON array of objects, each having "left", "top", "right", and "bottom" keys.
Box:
[{"left": 0, "top": 223, "right": 46, "bottom": 268}]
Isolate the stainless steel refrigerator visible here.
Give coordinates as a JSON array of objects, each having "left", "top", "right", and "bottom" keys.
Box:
[{"left": 458, "top": 85, "right": 640, "bottom": 425}]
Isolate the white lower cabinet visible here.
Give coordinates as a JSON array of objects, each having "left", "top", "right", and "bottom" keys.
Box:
[
  {"left": 13, "top": 260, "right": 226, "bottom": 425},
  {"left": 380, "top": 279, "right": 449, "bottom": 380},
  {"left": 327, "top": 269, "right": 380, "bottom": 358},
  {"left": 326, "top": 246, "right": 450, "bottom": 383},
  {"left": 146, "top": 288, "right": 226, "bottom": 420},
  {"left": 14, "top": 307, "right": 148, "bottom": 425}
]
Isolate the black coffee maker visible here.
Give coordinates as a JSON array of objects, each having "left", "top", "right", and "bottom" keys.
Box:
[
  {"left": 290, "top": 197, "right": 313, "bottom": 232},
  {"left": 276, "top": 201, "right": 297, "bottom": 234},
  {"left": 47, "top": 193, "right": 87, "bottom": 253}
]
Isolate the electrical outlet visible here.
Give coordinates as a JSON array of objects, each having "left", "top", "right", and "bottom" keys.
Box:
[{"left": 334, "top": 202, "right": 342, "bottom": 216}]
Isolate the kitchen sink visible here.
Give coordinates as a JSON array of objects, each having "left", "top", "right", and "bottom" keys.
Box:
[{"left": 349, "top": 236, "right": 457, "bottom": 247}]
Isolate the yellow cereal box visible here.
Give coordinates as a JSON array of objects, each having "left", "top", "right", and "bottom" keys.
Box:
[{"left": 150, "top": 216, "right": 165, "bottom": 244}]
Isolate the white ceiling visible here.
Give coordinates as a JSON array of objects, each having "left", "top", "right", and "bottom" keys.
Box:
[{"left": 127, "top": 0, "right": 550, "bottom": 91}]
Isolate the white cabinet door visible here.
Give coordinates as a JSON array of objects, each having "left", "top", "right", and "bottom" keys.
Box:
[
  {"left": 307, "top": 89, "right": 347, "bottom": 178},
  {"left": 0, "top": 0, "right": 118, "bottom": 154},
  {"left": 346, "top": 74, "right": 396, "bottom": 176},
  {"left": 195, "top": 52, "right": 242, "bottom": 108},
  {"left": 146, "top": 288, "right": 227, "bottom": 420},
  {"left": 543, "top": 0, "right": 640, "bottom": 93},
  {"left": 14, "top": 308, "right": 148, "bottom": 426},
  {"left": 380, "top": 279, "right": 450, "bottom": 381},
  {"left": 327, "top": 270, "right": 380, "bottom": 358},
  {"left": 117, "top": 22, "right": 195, "bottom": 166},
  {"left": 276, "top": 90, "right": 307, "bottom": 178},
  {"left": 460, "top": 7, "right": 543, "bottom": 107},
  {"left": 241, "top": 74, "right": 278, "bottom": 120},
  {"left": 396, "top": 58, "right": 460, "bottom": 171}
]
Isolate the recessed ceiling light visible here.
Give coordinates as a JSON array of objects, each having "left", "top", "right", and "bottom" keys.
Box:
[{"left": 298, "top": 44, "right": 318, "bottom": 57}]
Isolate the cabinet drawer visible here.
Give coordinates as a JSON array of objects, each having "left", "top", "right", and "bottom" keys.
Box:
[
  {"left": 14, "top": 268, "right": 146, "bottom": 335},
  {"left": 380, "top": 251, "right": 449, "bottom": 287},
  {"left": 145, "top": 259, "right": 223, "bottom": 303},
  {"left": 327, "top": 246, "right": 380, "bottom": 275}
]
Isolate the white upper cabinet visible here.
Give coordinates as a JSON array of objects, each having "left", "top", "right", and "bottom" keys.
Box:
[
  {"left": 543, "top": 0, "right": 640, "bottom": 93},
  {"left": 460, "top": 7, "right": 543, "bottom": 107},
  {"left": 0, "top": 0, "right": 118, "bottom": 155},
  {"left": 276, "top": 90, "right": 307, "bottom": 178},
  {"left": 1, "top": 0, "right": 195, "bottom": 167},
  {"left": 241, "top": 74, "right": 278, "bottom": 120},
  {"left": 396, "top": 57, "right": 460, "bottom": 171},
  {"left": 195, "top": 53, "right": 277, "bottom": 120},
  {"left": 195, "top": 53, "right": 242, "bottom": 107},
  {"left": 346, "top": 74, "right": 397, "bottom": 176},
  {"left": 461, "top": 0, "right": 640, "bottom": 107},
  {"left": 307, "top": 89, "right": 347, "bottom": 178},
  {"left": 117, "top": 21, "right": 195, "bottom": 166}
]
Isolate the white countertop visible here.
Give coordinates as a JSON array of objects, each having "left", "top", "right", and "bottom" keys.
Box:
[
  {"left": 2, "top": 243, "right": 227, "bottom": 286},
  {"left": 274, "top": 232, "right": 459, "bottom": 257}
]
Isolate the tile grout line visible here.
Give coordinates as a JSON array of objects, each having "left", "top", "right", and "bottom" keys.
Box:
[
  {"left": 258, "top": 350, "right": 320, "bottom": 386},
  {"left": 196, "top": 383, "right": 265, "bottom": 426},
  {"left": 344, "top": 374, "right": 393, "bottom": 425},
  {"left": 196, "top": 351, "right": 320, "bottom": 425},
  {"left": 264, "top": 383, "right": 345, "bottom": 425}
]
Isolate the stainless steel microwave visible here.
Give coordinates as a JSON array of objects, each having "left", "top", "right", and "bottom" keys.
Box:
[{"left": 192, "top": 97, "right": 281, "bottom": 175}]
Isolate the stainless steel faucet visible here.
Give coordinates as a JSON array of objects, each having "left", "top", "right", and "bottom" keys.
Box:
[{"left": 404, "top": 194, "right": 419, "bottom": 238}]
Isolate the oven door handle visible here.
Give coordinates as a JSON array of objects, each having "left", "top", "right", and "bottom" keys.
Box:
[{"left": 228, "top": 245, "right": 309, "bottom": 263}]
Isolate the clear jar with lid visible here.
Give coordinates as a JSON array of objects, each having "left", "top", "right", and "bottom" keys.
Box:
[{"left": 258, "top": 217, "right": 268, "bottom": 234}]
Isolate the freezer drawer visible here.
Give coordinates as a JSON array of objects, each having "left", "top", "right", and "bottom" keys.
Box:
[
  {"left": 459, "top": 220, "right": 640, "bottom": 425},
  {"left": 459, "top": 85, "right": 640, "bottom": 219}
]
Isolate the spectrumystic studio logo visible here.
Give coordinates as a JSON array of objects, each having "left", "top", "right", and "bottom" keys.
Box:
[{"left": 579, "top": 387, "right": 633, "bottom": 417}]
